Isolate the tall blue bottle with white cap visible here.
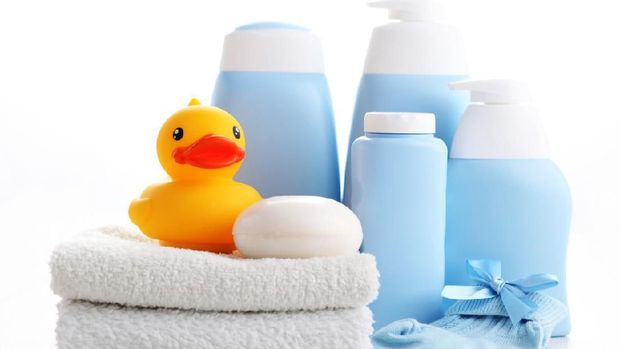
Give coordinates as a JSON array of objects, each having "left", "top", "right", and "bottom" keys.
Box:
[
  {"left": 343, "top": 0, "right": 468, "bottom": 205},
  {"left": 212, "top": 22, "right": 340, "bottom": 200},
  {"left": 350, "top": 112, "right": 447, "bottom": 329},
  {"left": 445, "top": 80, "right": 572, "bottom": 336}
]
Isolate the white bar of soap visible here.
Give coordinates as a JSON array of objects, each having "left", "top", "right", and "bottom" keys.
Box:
[{"left": 233, "top": 196, "right": 363, "bottom": 258}]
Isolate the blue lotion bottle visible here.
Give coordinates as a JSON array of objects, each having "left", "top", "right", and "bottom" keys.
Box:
[
  {"left": 445, "top": 80, "right": 572, "bottom": 336},
  {"left": 212, "top": 23, "right": 340, "bottom": 200},
  {"left": 350, "top": 112, "right": 447, "bottom": 329},
  {"left": 343, "top": 0, "right": 468, "bottom": 206}
]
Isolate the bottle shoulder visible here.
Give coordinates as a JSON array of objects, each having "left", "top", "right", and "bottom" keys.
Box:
[
  {"left": 448, "top": 159, "right": 572, "bottom": 208},
  {"left": 354, "top": 134, "right": 446, "bottom": 147},
  {"left": 449, "top": 159, "right": 570, "bottom": 187},
  {"left": 449, "top": 158, "right": 560, "bottom": 168}
]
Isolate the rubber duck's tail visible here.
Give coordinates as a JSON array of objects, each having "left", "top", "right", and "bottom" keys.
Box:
[{"left": 128, "top": 198, "right": 152, "bottom": 228}]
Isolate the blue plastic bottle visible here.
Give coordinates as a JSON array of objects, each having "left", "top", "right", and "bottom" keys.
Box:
[
  {"left": 350, "top": 112, "right": 447, "bottom": 329},
  {"left": 445, "top": 80, "right": 572, "bottom": 336},
  {"left": 343, "top": 0, "right": 468, "bottom": 205},
  {"left": 212, "top": 22, "right": 340, "bottom": 200}
]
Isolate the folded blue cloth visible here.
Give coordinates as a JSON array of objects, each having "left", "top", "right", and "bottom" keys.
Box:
[{"left": 372, "top": 292, "right": 567, "bottom": 349}]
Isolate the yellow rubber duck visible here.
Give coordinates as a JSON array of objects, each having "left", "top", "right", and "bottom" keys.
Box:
[{"left": 129, "top": 99, "right": 262, "bottom": 253}]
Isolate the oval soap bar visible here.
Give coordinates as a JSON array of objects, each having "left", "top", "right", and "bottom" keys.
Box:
[{"left": 233, "top": 196, "right": 363, "bottom": 258}]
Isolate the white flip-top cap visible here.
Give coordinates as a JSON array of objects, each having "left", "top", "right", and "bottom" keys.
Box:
[
  {"left": 449, "top": 79, "right": 551, "bottom": 159},
  {"left": 364, "top": 112, "right": 436, "bottom": 134},
  {"left": 220, "top": 22, "right": 325, "bottom": 73},
  {"left": 368, "top": 0, "right": 444, "bottom": 22}
]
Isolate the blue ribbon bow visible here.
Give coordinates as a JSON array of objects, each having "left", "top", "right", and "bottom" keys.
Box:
[{"left": 441, "top": 259, "right": 559, "bottom": 325}]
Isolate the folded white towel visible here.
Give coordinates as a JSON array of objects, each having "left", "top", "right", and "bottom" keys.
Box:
[
  {"left": 56, "top": 300, "right": 373, "bottom": 349},
  {"left": 50, "top": 225, "right": 379, "bottom": 312}
]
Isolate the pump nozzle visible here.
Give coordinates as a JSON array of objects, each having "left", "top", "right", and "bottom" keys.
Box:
[
  {"left": 368, "top": 0, "right": 443, "bottom": 22},
  {"left": 449, "top": 79, "right": 532, "bottom": 104},
  {"left": 449, "top": 79, "right": 549, "bottom": 159}
]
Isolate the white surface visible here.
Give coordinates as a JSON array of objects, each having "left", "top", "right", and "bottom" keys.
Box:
[
  {"left": 233, "top": 196, "right": 363, "bottom": 258},
  {"left": 57, "top": 301, "right": 373, "bottom": 349},
  {"left": 50, "top": 225, "right": 377, "bottom": 311},
  {"left": 364, "top": 112, "right": 436, "bottom": 134},
  {"left": 1, "top": 0, "right": 618, "bottom": 347},
  {"left": 220, "top": 27, "right": 325, "bottom": 72}
]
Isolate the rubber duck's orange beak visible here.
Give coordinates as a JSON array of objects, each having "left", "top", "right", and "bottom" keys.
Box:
[{"left": 172, "top": 134, "right": 245, "bottom": 169}]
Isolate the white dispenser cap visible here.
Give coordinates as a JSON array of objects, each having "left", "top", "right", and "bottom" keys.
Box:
[
  {"left": 449, "top": 79, "right": 551, "bottom": 159},
  {"left": 450, "top": 79, "right": 532, "bottom": 104},
  {"left": 220, "top": 22, "right": 325, "bottom": 73},
  {"left": 368, "top": 0, "right": 444, "bottom": 22},
  {"left": 364, "top": 112, "right": 436, "bottom": 134},
  {"left": 363, "top": 0, "right": 467, "bottom": 74}
]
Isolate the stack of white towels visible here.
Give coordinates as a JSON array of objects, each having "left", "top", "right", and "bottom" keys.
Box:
[{"left": 50, "top": 225, "right": 379, "bottom": 349}]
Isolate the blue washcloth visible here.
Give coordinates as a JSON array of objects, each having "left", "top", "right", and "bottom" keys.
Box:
[{"left": 372, "top": 292, "right": 567, "bottom": 349}]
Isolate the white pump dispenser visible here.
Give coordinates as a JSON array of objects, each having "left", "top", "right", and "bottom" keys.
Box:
[
  {"left": 449, "top": 79, "right": 551, "bottom": 159},
  {"left": 363, "top": 0, "right": 467, "bottom": 74},
  {"left": 368, "top": 0, "right": 444, "bottom": 22}
]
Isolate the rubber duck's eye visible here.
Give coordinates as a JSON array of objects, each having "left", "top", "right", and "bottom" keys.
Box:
[
  {"left": 232, "top": 126, "right": 241, "bottom": 139},
  {"left": 172, "top": 128, "right": 184, "bottom": 141}
]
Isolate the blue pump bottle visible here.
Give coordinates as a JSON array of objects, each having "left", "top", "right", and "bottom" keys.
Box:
[
  {"left": 445, "top": 80, "right": 572, "bottom": 336},
  {"left": 212, "top": 23, "right": 340, "bottom": 200},
  {"left": 343, "top": 0, "right": 468, "bottom": 205},
  {"left": 351, "top": 112, "right": 447, "bottom": 329}
]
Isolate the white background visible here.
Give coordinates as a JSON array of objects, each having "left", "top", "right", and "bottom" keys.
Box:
[{"left": 0, "top": 0, "right": 618, "bottom": 347}]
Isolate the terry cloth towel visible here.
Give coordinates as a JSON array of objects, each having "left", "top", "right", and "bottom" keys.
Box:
[
  {"left": 57, "top": 300, "right": 374, "bottom": 349},
  {"left": 50, "top": 225, "right": 379, "bottom": 312}
]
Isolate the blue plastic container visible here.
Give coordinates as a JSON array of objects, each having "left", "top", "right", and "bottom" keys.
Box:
[
  {"left": 445, "top": 80, "right": 572, "bottom": 336},
  {"left": 350, "top": 112, "right": 447, "bottom": 329},
  {"left": 351, "top": 75, "right": 469, "bottom": 151},
  {"left": 212, "top": 23, "right": 340, "bottom": 200},
  {"left": 343, "top": 75, "right": 467, "bottom": 205},
  {"left": 343, "top": 0, "right": 468, "bottom": 205},
  {"left": 446, "top": 160, "right": 572, "bottom": 335}
]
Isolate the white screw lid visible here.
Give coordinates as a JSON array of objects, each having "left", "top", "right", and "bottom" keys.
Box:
[
  {"left": 220, "top": 22, "right": 325, "bottom": 73},
  {"left": 364, "top": 112, "right": 436, "bottom": 134}
]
